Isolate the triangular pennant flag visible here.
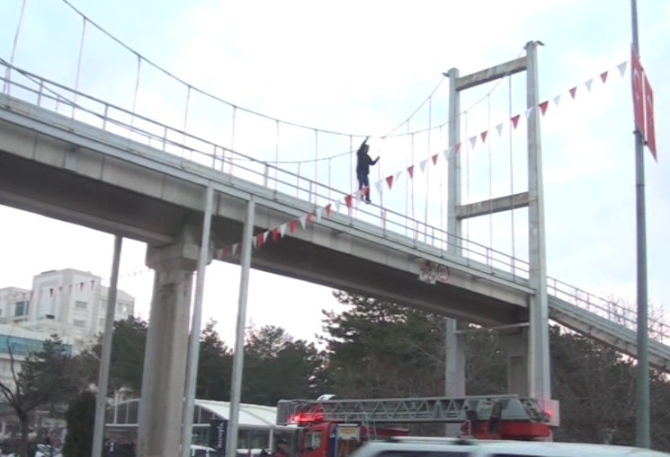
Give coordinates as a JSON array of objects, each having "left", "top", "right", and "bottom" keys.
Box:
[
  {"left": 469, "top": 136, "right": 477, "bottom": 149},
  {"left": 325, "top": 204, "right": 332, "bottom": 216},
  {"left": 272, "top": 228, "right": 281, "bottom": 242},
  {"left": 345, "top": 195, "right": 353, "bottom": 208},
  {"left": 232, "top": 243, "right": 239, "bottom": 255},
  {"left": 79, "top": 282, "right": 84, "bottom": 291},
  {"left": 334, "top": 201, "right": 341, "bottom": 213},
  {"left": 569, "top": 87, "right": 577, "bottom": 99},
  {"left": 525, "top": 107, "right": 534, "bottom": 118},
  {"left": 257, "top": 233, "right": 265, "bottom": 249},
  {"left": 385, "top": 175, "right": 394, "bottom": 189},
  {"left": 553, "top": 94, "right": 561, "bottom": 107},
  {"left": 252, "top": 236, "right": 258, "bottom": 249},
  {"left": 289, "top": 219, "right": 299, "bottom": 233},
  {"left": 584, "top": 78, "right": 593, "bottom": 92},
  {"left": 442, "top": 148, "right": 449, "bottom": 161},
  {"left": 455, "top": 142, "right": 462, "bottom": 153},
  {"left": 279, "top": 223, "right": 287, "bottom": 237},
  {"left": 315, "top": 207, "right": 323, "bottom": 222},
  {"left": 480, "top": 130, "right": 488, "bottom": 143},
  {"left": 495, "top": 123, "right": 503, "bottom": 137},
  {"left": 600, "top": 71, "right": 609, "bottom": 83},
  {"left": 407, "top": 165, "right": 415, "bottom": 179},
  {"left": 431, "top": 153, "right": 439, "bottom": 165},
  {"left": 299, "top": 215, "right": 307, "bottom": 229},
  {"left": 375, "top": 181, "right": 384, "bottom": 194},
  {"left": 617, "top": 61, "right": 628, "bottom": 77},
  {"left": 49, "top": 287, "right": 54, "bottom": 297},
  {"left": 419, "top": 159, "right": 428, "bottom": 173},
  {"left": 306, "top": 212, "right": 315, "bottom": 224},
  {"left": 539, "top": 101, "right": 549, "bottom": 116},
  {"left": 511, "top": 114, "right": 521, "bottom": 129},
  {"left": 394, "top": 171, "right": 402, "bottom": 182}
]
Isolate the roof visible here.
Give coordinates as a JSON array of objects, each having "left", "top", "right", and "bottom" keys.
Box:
[
  {"left": 107, "top": 398, "right": 293, "bottom": 430},
  {"left": 196, "top": 400, "right": 280, "bottom": 429}
]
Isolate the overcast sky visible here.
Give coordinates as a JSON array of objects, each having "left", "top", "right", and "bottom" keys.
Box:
[{"left": 0, "top": 0, "right": 668, "bottom": 346}]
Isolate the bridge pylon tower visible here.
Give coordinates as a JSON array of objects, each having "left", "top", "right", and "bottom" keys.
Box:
[{"left": 444, "top": 41, "right": 558, "bottom": 436}]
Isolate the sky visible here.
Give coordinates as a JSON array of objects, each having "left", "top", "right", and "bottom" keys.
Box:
[{"left": 0, "top": 0, "right": 668, "bottom": 346}]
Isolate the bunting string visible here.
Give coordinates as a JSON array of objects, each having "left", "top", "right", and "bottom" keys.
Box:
[{"left": 213, "top": 59, "right": 630, "bottom": 260}]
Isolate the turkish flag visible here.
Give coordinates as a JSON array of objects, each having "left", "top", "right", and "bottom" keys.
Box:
[
  {"left": 631, "top": 47, "right": 645, "bottom": 137},
  {"left": 643, "top": 73, "right": 657, "bottom": 161}
]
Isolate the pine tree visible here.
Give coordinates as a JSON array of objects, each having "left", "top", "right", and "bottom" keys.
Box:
[{"left": 62, "top": 390, "right": 96, "bottom": 457}]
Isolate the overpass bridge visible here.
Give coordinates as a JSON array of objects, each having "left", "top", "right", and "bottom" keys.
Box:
[{"left": 0, "top": 60, "right": 668, "bottom": 453}]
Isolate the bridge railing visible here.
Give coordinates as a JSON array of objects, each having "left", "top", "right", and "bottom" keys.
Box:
[
  {"left": 547, "top": 276, "right": 670, "bottom": 344},
  {"left": 0, "top": 61, "right": 530, "bottom": 282}
]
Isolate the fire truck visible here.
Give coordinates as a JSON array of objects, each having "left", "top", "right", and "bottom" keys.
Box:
[{"left": 275, "top": 394, "right": 555, "bottom": 457}]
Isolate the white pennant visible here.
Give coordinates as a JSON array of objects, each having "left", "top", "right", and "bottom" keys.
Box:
[
  {"left": 525, "top": 107, "right": 534, "bottom": 118},
  {"left": 419, "top": 159, "right": 428, "bottom": 173},
  {"left": 375, "top": 181, "right": 384, "bottom": 194},
  {"left": 584, "top": 78, "right": 593, "bottom": 92},
  {"left": 251, "top": 237, "right": 258, "bottom": 248},
  {"left": 262, "top": 231, "right": 269, "bottom": 242},
  {"left": 495, "top": 123, "right": 503, "bottom": 137},
  {"left": 469, "top": 136, "right": 477, "bottom": 149},
  {"left": 299, "top": 215, "right": 307, "bottom": 229},
  {"left": 442, "top": 148, "right": 450, "bottom": 161},
  {"left": 315, "top": 207, "right": 323, "bottom": 222},
  {"left": 232, "top": 243, "right": 239, "bottom": 255},
  {"left": 394, "top": 171, "right": 402, "bottom": 182},
  {"left": 553, "top": 94, "right": 561, "bottom": 107},
  {"left": 335, "top": 201, "right": 341, "bottom": 212},
  {"left": 617, "top": 61, "right": 628, "bottom": 77},
  {"left": 279, "top": 223, "right": 287, "bottom": 237}
]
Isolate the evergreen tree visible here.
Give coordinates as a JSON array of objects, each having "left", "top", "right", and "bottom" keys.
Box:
[{"left": 62, "top": 390, "right": 96, "bottom": 457}]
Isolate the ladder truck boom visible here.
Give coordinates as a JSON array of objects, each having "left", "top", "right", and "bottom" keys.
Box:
[{"left": 276, "top": 394, "right": 550, "bottom": 426}]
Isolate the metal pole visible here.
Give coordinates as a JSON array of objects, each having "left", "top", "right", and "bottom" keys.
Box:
[
  {"left": 181, "top": 186, "right": 214, "bottom": 457},
  {"left": 444, "top": 67, "right": 464, "bottom": 437},
  {"left": 226, "top": 199, "right": 256, "bottom": 457},
  {"left": 631, "top": 0, "right": 650, "bottom": 448},
  {"left": 525, "top": 40, "right": 551, "bottom": 406},
  {"left": 92, "top": 235, "right": 123, "bottom": 457}
]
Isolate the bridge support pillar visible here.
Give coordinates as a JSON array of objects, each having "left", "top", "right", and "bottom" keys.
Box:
[
  {"left": 138, "top": 225, "right": 204, "bottom": 457},
  {"left": 500, "top": 330, "right": 530, "bottom": 395},
  {"left": 444, "top": 318, "right": 465, "bottom": 437}
]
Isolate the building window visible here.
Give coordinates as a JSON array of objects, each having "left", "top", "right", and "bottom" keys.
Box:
[
  {"left": 75, "top": 301, "right": 88, "bottom": 310},
  {"left": 14, "top": 301, "right": 29, "bottom": 317},
  {"left": 73, "top": 319, "right": 86, "bottom": 328}
]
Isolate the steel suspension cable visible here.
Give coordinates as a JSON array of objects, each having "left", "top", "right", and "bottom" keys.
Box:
[
  {"left": 4, "top": 0, "right": 27, "bottom": 94},
  {"left": 73, "top": 16, "right": 87, "bottom": 116},
  {"left": 508, "top": 75, "right": 516, "bottom": 272}
]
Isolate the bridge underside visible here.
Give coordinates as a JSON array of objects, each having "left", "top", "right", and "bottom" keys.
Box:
[{"left": 0, "top": 151, "right": 524, "bottom": 327}]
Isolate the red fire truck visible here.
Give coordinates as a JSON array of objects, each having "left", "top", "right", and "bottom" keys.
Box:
[{"left": 275, "top": 394, "right": 554, "bottom": 457}]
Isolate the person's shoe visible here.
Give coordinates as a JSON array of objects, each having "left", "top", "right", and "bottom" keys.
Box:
[{"left": 365, "top": 198, "right": 371, "bottom": 204}]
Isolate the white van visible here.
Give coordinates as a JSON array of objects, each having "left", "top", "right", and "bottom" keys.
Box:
[{"left": 350, "top": 437, "right": 670, "bottom": 457}]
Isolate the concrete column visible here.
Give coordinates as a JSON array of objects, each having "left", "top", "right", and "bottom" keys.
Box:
[
  {"left": 137, "top": 226, "right": 201, "bottom": 457},
  {"left": 500, "top": 330, "right": 529, "bottom": 396},
  {"left": 445, "top": 318, "right": 465, "bottom": 437}
]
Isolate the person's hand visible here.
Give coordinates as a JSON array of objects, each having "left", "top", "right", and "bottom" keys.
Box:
[{"left": 376, "top": 156, "right": 380, "bottom": 161}]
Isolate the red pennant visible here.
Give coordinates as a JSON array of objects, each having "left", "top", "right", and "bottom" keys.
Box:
[
  {"left": 49, "top": 288, "right": 54, "bottom": 297},
  {"left": 569, "top": 87, "right": 577, "bottom": 99},
  {"left": 480, "top": 131, "right": 488, "bottom": 143},
  {"left": 90, "top": 279, "right": 96, "bottom": 289},
  {"left": 325, "top": 204, "right": 332, "bottom": 216},
  {"left": 79, "top": 282, "right": 84, "bottom": 291},
  {"left": 455, "top": 143, "right": 462, "bottom": 153},
  {"left": 307, "top": 212, "right": 315, "bottom": 224},
  {"left": 511, "top": 115, "right": 521, "bottom": 129},
  {"left": 431, "top": 154, "right": 438, "bottom": 165},
  {"left": 385, "top": 175, "right": 394, "bottom": 189},
  {"left": 539, "top": 101, "right": 549, "bottom": 116},
  {"left": 272, "top": 228, "right": 281, "bottom": 241},
  {"left": 223, "top": 246, "right": 231, "bottom": 257},
  {"left": 600, "top": 71, "right": 608, "bottom": 83},
  {"left": 345, "top": 195, "right": 353, "bottom": 208},
  {"left": 256, "top": 233, "right": 265, "bottom": 249},
  {"left": 407, "top": 165, "right": 414, "bottom": 179},
  {"left": 289, "top": 219, "right": 299, "bottom": 233}
]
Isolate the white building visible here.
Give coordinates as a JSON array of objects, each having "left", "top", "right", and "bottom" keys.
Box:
[{"left": 0, "top": 268, "right": 135, "bottom": 352}]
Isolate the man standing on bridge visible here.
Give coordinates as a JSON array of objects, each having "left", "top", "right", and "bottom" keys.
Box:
[{"left": 356, "top": 136, "right": 380, "bottom": 204}]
